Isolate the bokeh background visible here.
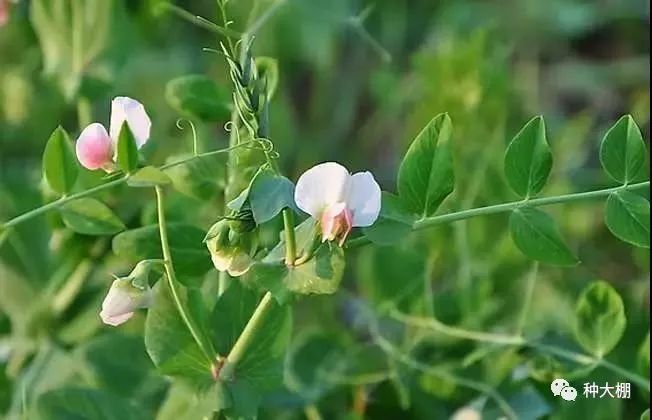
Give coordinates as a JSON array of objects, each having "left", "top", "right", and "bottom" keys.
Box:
[{"left": 0, "top": 0, "right": 649, "bottom": 419}]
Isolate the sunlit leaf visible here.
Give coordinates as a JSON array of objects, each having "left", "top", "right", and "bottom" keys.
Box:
[
  {"left": 397, "top": 113, "right": 454, "bottom": 217},
  {"left": 574, "top": 281, "right": 626, "bottom": 357},
  {"left": 116, "top": 123, "right": 139, "bottom": 173},
  {"left": 42, "top": 126, "right": 78, "bottom": 195},
  {"left": 599, "top": 115, "right": 647, "bottom": 184},
  {"left": 504, "top": 116, "right": 552, "bottom": 198}
]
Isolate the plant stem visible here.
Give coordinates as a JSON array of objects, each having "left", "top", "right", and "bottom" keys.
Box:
[
  {"left": 516, "top": 262, "right": 538, "bottom": 335},
  {"left": 346, "top": 181, "right": 650, "bottom": 249},
  {"left": 2, "top": 176, "right": 128, "bottom": 230},
  {"left": 283, "top": 209, "right": 297, "bottom": 265},
  {"left": 389, "top": 309, "right": 651, "bottom": 391},
  {"left": 155, "top": 186, "right": 215, "bottom": 364},
  {"left": 219, "top": 291, "right": 275, "bottom": 380}
]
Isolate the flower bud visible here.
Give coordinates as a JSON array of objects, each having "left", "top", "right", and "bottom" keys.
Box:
[
  {"left": 99, "top": 260, "right": 159, "bottom": 326},
  {"left": 100, "top": 278, "right": 153, "bottom": 326},
  {"left": 229, "top": 207, "right": 256, "bottom": 233},
  {"left": 205, "top": 220, "right": 254, "bottom": 277},
  {"left": 76, "top": 123, "right": 114, "bottom": 171}
]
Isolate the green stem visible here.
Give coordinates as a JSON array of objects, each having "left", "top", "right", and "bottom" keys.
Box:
[
  {"left": 346, "top": 181, "right": 650, "bottom": 249},
  {"left": 219, "top": 291, "right": 275, "bottom": 380},
  {"left": 389, "top": 309, "right": 651, "bottom": 391},
  {"left": 283, "top": 209, "right": 297, "bottom": 265},
  {"left": 155, "top": 186, "right": 215, "bottom": 364},
  {"left": 1, "top": 143, "right": 253, "bottom": 232},
  {"left": 515, "top": 262, "right": 538, "bottom": 335}
]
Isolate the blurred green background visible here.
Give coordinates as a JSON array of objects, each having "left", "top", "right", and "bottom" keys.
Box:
[{"left": 0, "top": 0, "right": 649, "bottom": 419}]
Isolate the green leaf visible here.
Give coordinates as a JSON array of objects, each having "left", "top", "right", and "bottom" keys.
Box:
[
  {"left": 127, "top": 166, "right": 171, "bottom": 188},
  {"left": 77, "top": 333, "right": 163, "bottom": 399},
  {"left": 599, "top": 115, "right": 647, "bottom": 184},
  {"left": 164, "top": 154, "right": 225, "bottom": 201},
  {"left": 211, "top": 282, "right": 291, "bottom": 390},
  {"left": 509, "top": 207, "right": 578, "bottom": 266},
  {"left": 363, "top": 192, "right": 415, "bottom": 245},
  {"left": 112, "top": 223, "right": 212, "bottom": 279},
  {"left": 574, "top": 281, "right": 626, "bottom": 357},
  {"left": 249, "top": 168, "right": 297, "bottom": 224},
  {"left": 246, "top": 245, "right": 345, "bottom": 304},
  {"left": 165, "top": 75, "right": 231, "bottom": 122},
  {"left": 34, "top": 387, "right": 148, "bottom": 420},
  {"left": 397, "top": 113, "right": 455, "bottom": 217},
  {"left": 642, "top": 409, "right": 650, "bottom": 420},
  {"left": 604, "top": 190, "right": 650, "bottom": 248},
  {"left": 42, "top": 126, "right": 78, "bottom": 195},
  {"left": 210, "top": 282, "right": 291, "bottom": 417},
  {"left": 155, "top": 382, "right": 222, "bottom": 420},
  {"left": 145, "top": 281, "right": 211, "bottom": 384},
  {"left": 116, "top": 123, "right": 139, "bottom": 173},
  {"left": 59, "top": 198, "right": 125, "bottom": 235},
  {"left": 504, "top": 116, "right": 552, "bottom": 198}
]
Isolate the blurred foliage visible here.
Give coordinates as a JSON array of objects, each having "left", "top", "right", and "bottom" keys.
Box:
[{"left": 0, "top": 0, "right": 649, "bottom": 419}]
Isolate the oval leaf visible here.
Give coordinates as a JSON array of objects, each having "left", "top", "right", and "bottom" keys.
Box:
[
  {"left": 397, "top": 113, "right": 454, "bottom": 217},
  {"left": 42, "top": 126, "right": 79, "bottom": 195},
  {"left": 249, "top": 168, "right": 298, "bottom": 224},
  {"left": 605, "top": 190, "right": 650, "bottom": 248},
  {"left": 574, "top": 281, "right": 626, "bottom": 357},
  {"left": 145, "top": 281, "right": 211, "bottom": 384},
  {"left": 165, "top": 75, "right": 231, "bottom": 122},
  {"left": 504, "top": 116, "right": 552, "bottom": 198},
  {"left": 116, "top": 123, "right": 139, "bottom": 173},
  {"left": 34, "top": 388, "right": 148, "bottom": 420},
  {"left": 509, "top": 207, "right": 579, "bottom": 266},
  {"left": 599, "top": 115, "right": 647, "bottom": 184},
  {"left": 164, "top": 154, "right": 225, "bottom": 201},
  {"left": 127, "top": 166, "right": 171, "bottom": 188},
  {"left": 60, "top": 198, "right": 125, "bottom": 235}
]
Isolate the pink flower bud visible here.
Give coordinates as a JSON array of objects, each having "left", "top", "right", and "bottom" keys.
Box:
[
  {"left": 75, "top": 123, "right": 114, "bottom": 171},
  {"left": 100, "top": 278, "right": 153, "bottom": 326}
]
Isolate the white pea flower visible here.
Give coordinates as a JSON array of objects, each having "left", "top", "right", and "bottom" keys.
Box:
[
  {"left": 76, "top": 96, "right": 151, "bottom": 171},
  {"left": 100, "top": 278, "right": 153, "bottom": 326},
  {"left": 294, "top": 162, "right": 381, "bottom": 245}
]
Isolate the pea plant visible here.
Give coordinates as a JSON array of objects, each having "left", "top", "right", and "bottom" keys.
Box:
[{"left": 0, "top": 3, "right": 649, "bottom": 420}]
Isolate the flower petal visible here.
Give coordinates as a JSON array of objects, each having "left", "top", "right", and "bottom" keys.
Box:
[
  {"left": 75, "top": 123, "right": 114, "bottom": 170},
  {"left": 109, "top": 96, "right": 151, "bottom": 148},
  {"left": 228, "top": 252, "right": 253, "bottom": 277},
  {"left": 346, "top": 171, "right": 381, "bottom": 227},
  {"left": 210, "top": 250, "right": 234, "bottom": 272},
  {"left": 295, "top": 162, "right": 350, "bottom": 218},
  {"left": 100, "top": 310, "right": 134, "bottom": 326}
]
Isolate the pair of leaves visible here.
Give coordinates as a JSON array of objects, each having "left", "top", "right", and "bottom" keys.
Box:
[
  {"left": 574, "top": 281, "right": 626, "bottom": 357},
  {"left": 365, "top": 113, "right": 454, "bottom": 244},
  {"left": 228, "top": 166, "right": 298, "bottom": 225},
  {"left": 503, "top": 117, "right": 579, "bottom": 265},
  {"left": 600, "top": 116, "right": 649, "bottom": 248}
]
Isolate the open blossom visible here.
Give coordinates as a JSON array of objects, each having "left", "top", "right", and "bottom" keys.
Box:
[
  {"left": 100, "top": 277, "right": 153, "bottom": 326},
  {"left": 294, "top": 162, "right": 381, "bottom": 245},
  {"left": 76, "top": 96, "right": 151, "bottom": 171}
]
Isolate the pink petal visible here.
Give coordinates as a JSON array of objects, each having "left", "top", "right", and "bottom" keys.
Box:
[
  {"left": 75, "top": 123, "right": 114, "bottom": 170},
  {"left": 109, "top": 96, "right": 151, "bottom": 148},
  {"left": 100, "top": 310, "right": 134, "bottom": 326}
]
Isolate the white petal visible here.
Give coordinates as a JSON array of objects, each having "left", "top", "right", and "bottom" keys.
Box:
[
  {"left": 228, "top": 252, "right": 252, "bottom": 277},
  {"left": 109, "top": 96, "right": 151, "bottom": 148},
  {"left": 346, "top": 171, "right": 381, "bottom": 227},
  {"left": 211, "top": 250, "right": 234, "bottom": 272},
  {"left": 294, "top": 162, "right": 350, "bottom": 217},
  {"left": 100, "top": 310, "right": 134, "bottom": 326}
]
